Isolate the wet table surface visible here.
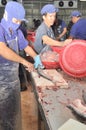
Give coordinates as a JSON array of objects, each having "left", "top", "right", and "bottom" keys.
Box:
[{"left": 30, "top": 69, "right": 86, "bottom": 130}]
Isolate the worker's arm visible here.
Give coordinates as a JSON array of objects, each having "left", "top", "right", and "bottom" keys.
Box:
[
  {"left": 24, "top": 45, "right": 37, "bottom": 59},
  {"left": 56, "top": 27, "right": 67, "bottom": 40},
  {"left": 0, "top": 42, "right": 34, "bottom": 71},
  {"left": 68, "top": 36, "right": 74, "bottom": 39},
  {"left": 42, "top": 35, "right": 72, "bottom": 47},
  {"left": 24, "top": 45, "right": 44, "bottom": 69}
]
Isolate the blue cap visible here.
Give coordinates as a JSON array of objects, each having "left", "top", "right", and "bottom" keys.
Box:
[
  {"left": 5, "top": 1, "right": 26, "bottom": 21},
  {"left": 41, "top": 4, "right": 59, "bottom": 15},
  {"left": 70, "top": 11, "right": 82, "bottom": 17}
]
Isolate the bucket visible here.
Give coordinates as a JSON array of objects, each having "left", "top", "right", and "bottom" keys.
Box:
[
  {"left": 59, "top": 40, "right": 86, "bottom": 77},
  {"left": 51, "top": 46, "right": 65, "bottom": 54},
  {"left": 42, "top": 61, "right": 60, "bottom": 69},
  {"left": 41, "top": 50, "right": 60, "bottom": 69},
  {"left": 27, "top": 31, "right": 35, "bottom": 42}
]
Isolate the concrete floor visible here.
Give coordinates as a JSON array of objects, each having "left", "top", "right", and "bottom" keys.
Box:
[{"left": 21, "top": 85, "right": 38, "bottom": 130}]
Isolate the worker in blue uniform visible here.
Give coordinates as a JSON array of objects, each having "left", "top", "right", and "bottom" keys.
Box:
[
  {"left": 0, "top": 1, "right": 43, "bottom": 130},
  {"left": 52, "top": 14, "right": 67, "bottom": 41},
  {"left": 68, "top": 11, "right": 86, "bottom": 40},
  {"left": 34, "top": 4, "right": 72, "bottom": 54}
]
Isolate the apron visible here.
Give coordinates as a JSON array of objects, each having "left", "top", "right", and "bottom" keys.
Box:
[
  {"left": 19, "top": 50, "right": 28, "bottom": 88},
  {"left": 0, "top": 34, "right": 22, "bottom": 130}
]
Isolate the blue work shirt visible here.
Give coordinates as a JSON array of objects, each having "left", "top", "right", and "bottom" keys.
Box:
[
  {"left": 34, "top": 22, "right": 55, "bottom": 54},
  {"left": 0, "top": 23, "right": 28, "bottom": 64},
  {"left": 70, "top": 18, "right": 86, "bottom": 40},
  {"left": 52, "top": 19, "right": 67, "bottom": 41}
]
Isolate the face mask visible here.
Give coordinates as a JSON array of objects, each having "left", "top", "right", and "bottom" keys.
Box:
[
  {"left": 1, "top": 11, "right": 21, "bottom": 34},
  {"left": 8, "top": 20, "right": 20, "bottom": 31}
]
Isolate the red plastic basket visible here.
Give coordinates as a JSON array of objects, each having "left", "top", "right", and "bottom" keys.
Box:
[
  {"left": 27, "top": 31, "right": 35, "bottom": 42},
  {"left": 59, "top": 40, "right": 86, "bottom": 77},
  {"left": 41, "top": 50, "right": 60, "bottom": 69},
  {"left": 51, "top": 46, "right": 65, "bottom": 54},
  {"left": 42, "top": 61, "right": 60, "bottom": 69}
]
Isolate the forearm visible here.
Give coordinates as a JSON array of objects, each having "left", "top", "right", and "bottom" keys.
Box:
[
  {"left": 68, "top": 36, "right": 74, "bottom": 39},
  {"left": 24, "top": 46, "right": 44, "bottom": 69},
  {"left": 24, "top": 45, "right": 37, "bottom": 59},
  {"left": 42, "top": 35, "right": 63, "bottom": 46},
  {"left": 0, "top": 42, "right": 26, "bottom": 64},
  {"left": 43, "top": 36, "right": 72, "bottom": 47},
  {"left": 58, "top": 28, "right": 67, "bottom": 39}
]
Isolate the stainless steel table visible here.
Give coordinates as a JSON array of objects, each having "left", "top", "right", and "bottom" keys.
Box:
[{"left": 30, "top": 69, "right": 86, "bottom": 130}]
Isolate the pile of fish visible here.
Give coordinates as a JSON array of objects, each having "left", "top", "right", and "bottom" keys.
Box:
[{"left": 40, "top": 50, "right": 59, "bottom": 63}]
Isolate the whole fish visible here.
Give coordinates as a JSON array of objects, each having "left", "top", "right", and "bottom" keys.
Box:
[{"left": 37, "top": 65, "right": 58, "bottom": 85}]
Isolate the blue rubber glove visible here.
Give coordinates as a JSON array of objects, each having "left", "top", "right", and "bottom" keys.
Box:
[{"left": 34, "top": 55, "right": 44, "bottom": 69}]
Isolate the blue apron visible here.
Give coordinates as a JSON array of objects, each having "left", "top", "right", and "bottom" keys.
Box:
[{"left": 0, "top": 33, "right": 22, "bottom": 130}]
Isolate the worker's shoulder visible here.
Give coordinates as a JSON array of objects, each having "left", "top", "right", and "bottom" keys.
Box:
[
  {"left": 36, "top": 22, "right": 48, "bottom": 33},
  {"left": 74, "top": 18, "right": 86, "bottom": 28},
  {"left": 77, "top": 18, "right": 86, "bottom": 24}
]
